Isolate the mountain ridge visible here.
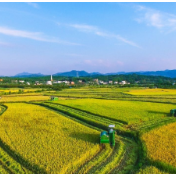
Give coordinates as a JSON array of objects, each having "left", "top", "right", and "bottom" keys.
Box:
[{"left": 2, "top": 69, "right": 176, "bottom": 78}]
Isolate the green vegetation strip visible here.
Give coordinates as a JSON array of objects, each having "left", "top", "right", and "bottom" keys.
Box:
[
  {"left": 0, "top": 147, "right": 29, "bottom": 174},
  {"left": 0, "top": 105, "right": 7, "bottom": 116},
  {"left": 0, "top": 163, "right": 10, "bottom": 174}
]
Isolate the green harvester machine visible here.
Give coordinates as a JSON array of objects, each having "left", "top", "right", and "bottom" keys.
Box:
[
  {"left": 50, "top": 96, "right": 59, "bottom": 101},
  {"left": 170, "top": 109, "right": 176, "bottom": 117},
  {"left": 100, "top": 125, "right": 116, "bottom": 147}
]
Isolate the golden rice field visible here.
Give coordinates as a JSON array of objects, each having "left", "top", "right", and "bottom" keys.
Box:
[
  {"left": 0, "top": 95, "right": 50, "bottom": 102},
  {"left": 142, "top": 122, "right": 176, "bottom": 168},
  {"left": 0, "top": 103, "right": 100, "bottom": 174},
  {"left": 61, "top": 87, "right": 138, "bottom": 93},
  {"left": 126, "top": 88, "right": 176, "bottom": 95},
  {"left": 54, "top": 99, "right": 176, "bottom": 125},
  {"left": 0, "top": 87, "right": 176, "bottom": 174},
  {"left": 137, "top": 166, "right": 168, "bottom": 174},
  {"left": 0, "top": 88, "right": 42, "bottom": 93}
]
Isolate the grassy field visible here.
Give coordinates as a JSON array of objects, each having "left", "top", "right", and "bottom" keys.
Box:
[{"left": 0, "top": 86, "right": 176, "bottom": 174}]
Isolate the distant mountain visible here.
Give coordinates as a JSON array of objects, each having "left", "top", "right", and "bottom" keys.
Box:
[
  {"left": 132, "top": 70, "right": 176, "bottom": 78},
  {"left": 103, "top": 70, "right": 176, "bottom": 78},
  {"left": 54, "top": 70, "right": 102, "bottom": 77},
  {"left": 105, "top": 72, "right": 126, "bottom": 75},
  {"left": 14, "top": 72, "right": 45, "bottom": 78},
  {"left": 12, "top": 69, "right": 176, "bottom": 78}
]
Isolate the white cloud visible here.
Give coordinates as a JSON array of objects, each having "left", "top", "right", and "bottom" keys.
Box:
[
  {"left": 69, "top": 24, "right": 140, "bottom": 48},
  {"left": 135, "top": 5, "right": 176, "bottom": 32},
  {"left": 0, "top": 26, "right": 80, "bottom": 45},
  {"left": 69, "top": 24, "right": 98, "bottom": 33},
  {"left": 26, "top": 2, "right": 39, "bottom": 9}
]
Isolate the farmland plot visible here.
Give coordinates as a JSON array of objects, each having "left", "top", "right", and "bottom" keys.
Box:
[
  {"left": 126, "top": 88, "right": 176, "bottom": 95},
  {"left": 0, "top": 95, "right": 50, "bottom": 102},
  {"left": 142, "top": 122, "right": 176, "bottom": 168},
  {"left": 0, "top": 103, "right": 100, "bottom": 174},
  {"left": 52, "top": 99, "right": 176, "bottom": 125}
]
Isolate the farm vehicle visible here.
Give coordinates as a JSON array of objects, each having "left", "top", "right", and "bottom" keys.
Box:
[
  {"left": 100, "top": 124, "right": 115, "bottom": 147},
  {"left": 170, "top": 109, "right": 176, "bottom": 117}
]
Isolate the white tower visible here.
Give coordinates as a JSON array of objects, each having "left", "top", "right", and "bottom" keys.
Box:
[{"left": 51, "top": 75, "right": 53, "bottom": 81}]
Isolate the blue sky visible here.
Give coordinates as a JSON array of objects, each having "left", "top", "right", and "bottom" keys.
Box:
[{"left": 1, "top": 2, "right": 176, "bottom": 76}]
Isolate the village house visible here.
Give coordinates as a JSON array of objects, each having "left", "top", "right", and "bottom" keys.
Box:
[
  {"left": 53, "top": 81, "right": 63, "bottom": 84},
  {"left": 119, "top": 81, "right": 126, "bottom": 85},
  {"left": 99, "top": 80, "right": 104, "bottom": 84},
  {"left": 46, "top": 81, "right": 52, "bottom": 85},
  {"left": 63, "top": 81, "right": 70, "bottom": 84}
]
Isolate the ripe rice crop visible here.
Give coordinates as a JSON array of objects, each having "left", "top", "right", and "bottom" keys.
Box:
[
  {"left": 0, "top": 165, "right": 9, "bottom": 174},
  {"left": 0, "top": 103, "right": 100, "bottom": 174},
  {"left": 0, "top": 96, "right": 50, "bottom": 102},
  {"left": 0, "top": 89, "right": 42, "bottom": 94},
  {"left": 142, "top": 122, "right": 176, "bottom": 168},
  {"left": 137, "top": 166, "right": 168, "bottom": 174},
  {"left": 126, "top": 88, "right": 176, "bottom": 95},
  {"left": 54, "top": 99, "right": 176, "bottom": 125}
]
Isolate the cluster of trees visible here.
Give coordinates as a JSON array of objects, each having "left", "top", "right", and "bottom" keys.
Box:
[{"left": 0, "top": 74, "right": 176, "bottom": 89}]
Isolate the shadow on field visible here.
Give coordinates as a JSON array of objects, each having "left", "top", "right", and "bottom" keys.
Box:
[
  {"left": 147, "top": 110, "right": 170, "bottom": 117},
  {"left": 69, "top": 132, "right": 100, "bottom": 144},
  {"left": 0, "top": 138, "right": 47, "bottom": 174}
]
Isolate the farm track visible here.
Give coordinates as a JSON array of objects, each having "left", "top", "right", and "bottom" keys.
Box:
[
  {"left": 74, "top": 144, "right": 105, "bottom": 174},
  {"left": 109, "top": 138, "right": 138, "bottom": 174},
  {"left": 34, "top": 102, "right": 139, "bottom": 174}
]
